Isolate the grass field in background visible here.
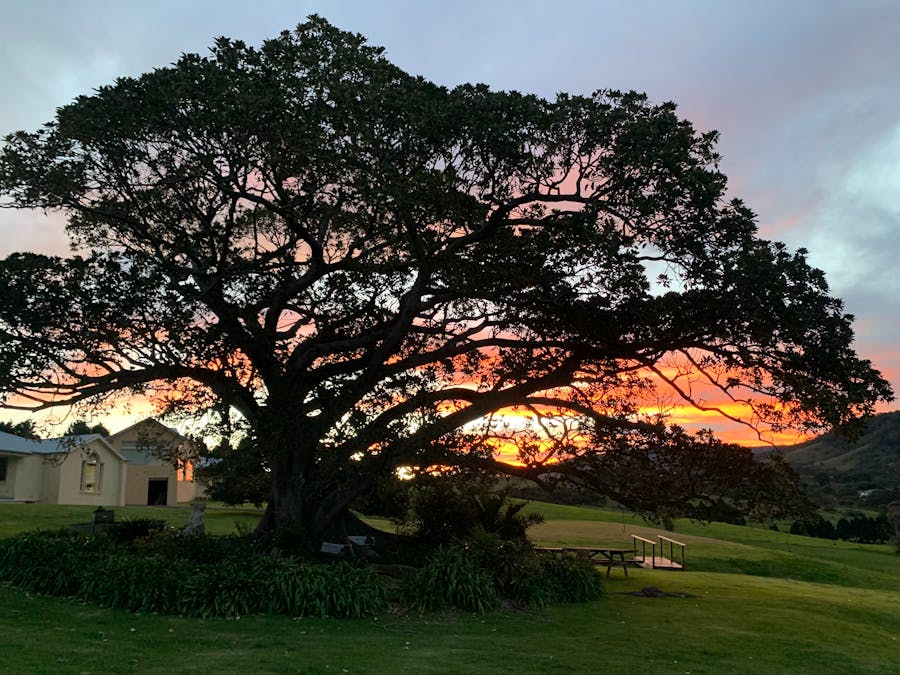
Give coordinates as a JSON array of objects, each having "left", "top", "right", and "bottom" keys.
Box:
[
  {"left": 1, "top": 501, "right": 898, "bottom": 674},
  {"left": 0, "top": 503, "right": 264, "bottom": 540}
]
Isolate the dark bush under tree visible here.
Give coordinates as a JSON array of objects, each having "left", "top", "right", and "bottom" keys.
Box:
[
  {"left": 399, "top": 539, "right": 603, "bottom": 612},
  {"left": 0, "top": 520, "right": 603, "bottom": 616},
  {"left": 0, "top": 529, "right": 386, "bottom": 618}
]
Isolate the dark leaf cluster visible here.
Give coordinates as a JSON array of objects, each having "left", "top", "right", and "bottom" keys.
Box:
[
  {"left": 789, "top": 514, "right": 896, "bottom": 544},
  {"left": 0, "top": 16, "right": 891, "bottom": 543},
  {"left": 0, "top": 529, "right": 385, "bottom": 618},
  {"left": 399, "top": 538, "right": 603, "bottom": 612}
]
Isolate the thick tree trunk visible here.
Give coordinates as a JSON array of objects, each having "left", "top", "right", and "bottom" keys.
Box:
[
  {"left": 249, "top": 403, "right": 392, "bottom": 551},
  {"left": 256, "top": 468, "right": 380, "bottom": 551},
  {"left": 250, "top": 407, "right": 316, "bottom": 542},
  {"left": 249, "top": 413, "right": 367, "bottom": 550},
  {"left": 256, "top": 452, "right": 315, "bottom": 541}
]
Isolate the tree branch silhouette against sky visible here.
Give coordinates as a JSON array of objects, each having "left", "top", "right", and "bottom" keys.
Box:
[
  {"left": 1, "top": 0, "right": 898, "bottom": 447},
  {"left": 0, "top": 12, "right": 892, "bottom": 538}
]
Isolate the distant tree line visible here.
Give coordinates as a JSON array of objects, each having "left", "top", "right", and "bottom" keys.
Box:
[
  {"left": 0, "top": 419, "right": 39, "bottom": 439},
  {"left": 0, "top": 419, "right": 109, "bottom": 440},
  {"left": 788, "top": 514, "right": 895, "bottom": 544}
]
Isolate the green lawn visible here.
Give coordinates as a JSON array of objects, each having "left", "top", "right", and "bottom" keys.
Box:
[
  {"left": 1, "top": 502, "right": 898, "bottom": 674},
  {"left": 0, "top": 502, "right": 264, "bottom": 539}
]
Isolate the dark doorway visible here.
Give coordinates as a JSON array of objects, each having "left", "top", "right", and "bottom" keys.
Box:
[{"left": 147, "top": 478, "right": 168, "bottom": 505}]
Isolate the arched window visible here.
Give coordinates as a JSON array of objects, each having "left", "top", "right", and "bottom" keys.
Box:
[{"left": 80, "top": 453, "right": 103, "bottom": 493}]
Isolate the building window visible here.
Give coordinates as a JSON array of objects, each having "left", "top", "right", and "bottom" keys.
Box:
[
  {"left": 0, "top": 457, "right": 7, "bottom": 482},
  {"left": 81, "top": 455, "right": 102, "bottom": 493}
]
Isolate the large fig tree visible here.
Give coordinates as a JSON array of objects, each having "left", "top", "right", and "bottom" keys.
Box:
[{"left": 0, "top": 17, "right": 890, "bottom": 542}]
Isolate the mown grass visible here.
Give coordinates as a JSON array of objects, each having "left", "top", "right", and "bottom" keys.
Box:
[
  {"left": 0, "top": 502, "right": 263, "bottom": 539},
  {"left": 523, "top": 502, "right": 900, "bottom": 589},
  {"left": 2, "top": 501, "right": 898, "bottom": 674}
]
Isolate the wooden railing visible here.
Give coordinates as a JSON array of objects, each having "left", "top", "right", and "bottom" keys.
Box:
[
  {"left": 657, "top": 534, "right": 686, "bottom": 569},
  {"left": 631, "top": 534, "right": 656, "bottom": 565},
  {"left": 631, "top": 533, "right": 686, "bottom": 569}
]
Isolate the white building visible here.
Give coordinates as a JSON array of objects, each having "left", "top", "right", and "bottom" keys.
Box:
[
  {"left": 0, "top": 432, "right": 127, "bottom": 505},
  {"left": 0, "top": 418, "right": 198, "bottom": 506}
]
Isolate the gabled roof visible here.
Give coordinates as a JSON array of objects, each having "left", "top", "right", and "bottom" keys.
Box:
[
  {"left": 0, "top": 431, "right": 126, "bottom": 461},
  {"left": 0, "top": 430, "right": 47, "bottom": 455},
  {"left": 107, "top": 417, "right": 188, "bottom": 443}
]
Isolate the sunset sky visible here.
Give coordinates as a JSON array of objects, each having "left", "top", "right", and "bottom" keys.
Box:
[{"left": 1, "top": 0, "right": 898, "bottom": 443}]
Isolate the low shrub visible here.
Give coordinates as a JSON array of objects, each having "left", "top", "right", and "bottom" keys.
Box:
[
  {"left": 265, "top": 558, "right": 387, "bottom": 618},
  {"left": 400, "top": 539, "right": 603, "bottom": 612},
  {"left": 133, "top": 529, "right": 259, "bottom": 562},
  {"left": 108, "top": 518, "right": 169, "bottom": 544},
  {"left": 0, "top": 530, "right": 114, "bottom": 596},
  {"left": 0, "top": 528, "right": 599, "bottom": 617},
  {"left": 400, "top": 544, "right": 497, "bottom": 612},
  {"left": 78, "top": 553, "right": 183, "bottom": 613},
  {"left": 177, "top": 557, "right": 272, "bottom": 617},
  {"left": 0, "top": 529, "right": 386, "bottom": 618},
  {"left": 536, "top": 552, "right": 605, "bottom": 604},
  {"left": 463, "top": 533, "right": 604, "bottom": 608},
  {"left": 463, "top": 534, "right": 545, "bottom": 605},
  {"left": 396, "top": 473, "right": 544, "bottom": 547}
]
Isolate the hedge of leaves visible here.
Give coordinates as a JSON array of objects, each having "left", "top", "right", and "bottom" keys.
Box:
[
  {"left": 399, "top": 544, "right": 498, "bottom": 612},
  {"left": 0, "top": 527, "right": 603, "bottom": 617},
  {"left": 0, "top": 529, "right": 386, "bottom": 618},
  {"left": 400, "top": 538, "right": 604, "bottom": 612}
]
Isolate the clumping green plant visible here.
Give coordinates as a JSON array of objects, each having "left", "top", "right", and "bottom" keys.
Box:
[
  {"left": 0, "top": 529, "right": 386, "bottom": 618},
  {"left": 537, "top": 552, "right": 605, "bottom": 604},
  {"left": 400, "top": 544, "right": 498, "bottom": 612},
  {"left": 269, "top": 558, "right": 387, "bottom": 618},
  {"left": 463, "top": 532, "right": 604, "bottom": 608},
  {"left": 399, "top": 539, "right": 603, "bottom": 612},
  {"left": 0, "top": 518, "right": 599, "bottom": 617},
  {"left": 133, "top": 529, "right": 259, "bottom": 562},
  {"left": 0, "top": 529, "right": 114, "bottom": 596},
  {"left": 463, "top": 532, "right": 544, "bottom": 604},
  {"left": 397, "top": 472, "right": 545, "bottom": 548},
  {"left": 178, "top": 557, "right": 272, "bottom": 618},
  {"left": 108, "top": 518, "right": 169, "bottom": 544},
  {"left": 78, "top": 553, "right": 183, "bottom": 613}
]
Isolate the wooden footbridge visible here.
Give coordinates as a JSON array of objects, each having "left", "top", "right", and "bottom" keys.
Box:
[{"left": 631, "top": 534, "right": 686, "bottom": 570}]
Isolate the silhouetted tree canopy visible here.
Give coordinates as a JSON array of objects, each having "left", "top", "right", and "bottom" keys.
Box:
[
  {"left": 65, "top": 420, "right": 110, "bottom": 437},
  {"left": 0, "top": 17, "right": 891, "bottom": 542},
  {"left": 0, "top": 419, "right": 40, "bottom": 440},
  {"left": 197, "top": 436, "right": 270, "bottom": 508}
]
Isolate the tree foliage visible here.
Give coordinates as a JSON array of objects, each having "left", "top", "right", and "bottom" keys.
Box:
[
  {"left": 0, "top": 419, "right": 40, "bottom": 439},
  {"left": 0, "top": 17, "right": 891, "bottom": 542},
  {"left": 196, "top": 436, "right": 270, "bottom": 507},
  {"left": 790, "top": 513, "right": 895, "bottom": 544},
  {"left": 65, "top": 419, "right": 110, "bottom": 437},
  {"left": 570, "top": 425, "right": 816, "bottom": 526}
]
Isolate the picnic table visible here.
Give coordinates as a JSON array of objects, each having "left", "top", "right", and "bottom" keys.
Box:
[{"left": 541, "top": 547, "right": 636, "bottom": 576}]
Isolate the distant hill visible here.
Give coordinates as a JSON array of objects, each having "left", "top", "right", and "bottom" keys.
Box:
[{"left": 774, "top": 411, "right": 900, "bottom": 506}]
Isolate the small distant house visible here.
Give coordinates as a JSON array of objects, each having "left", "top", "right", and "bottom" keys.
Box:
[
  {"left": 106, "top": 418, "right": 199, "bottom": 506},
  {"left": 0, "top": 431, "right": 127, "bottom": 505},
  {"left": 0, "top": 418, "right": 201, "bottom": 506}
]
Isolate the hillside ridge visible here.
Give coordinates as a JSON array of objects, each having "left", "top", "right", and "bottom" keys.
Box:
[{"left": 775, "top": 410, "right": 900, "bottom": 505}]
